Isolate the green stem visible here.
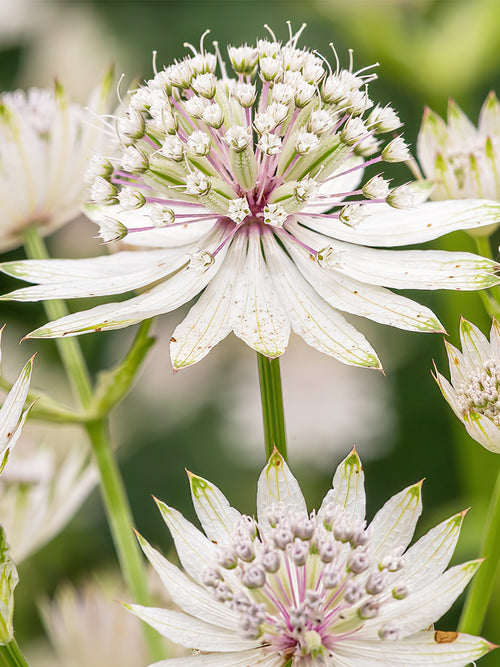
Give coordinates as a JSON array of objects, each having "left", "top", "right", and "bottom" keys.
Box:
[
  {"left": 22, "top": 228, "right": 165, "bottom": 662},
  {"left": 0, "top": 638, "right": 29, "bottom": 667},
  {"left": 257, "top": 354, "right": 287, "bottom": 461},
  {"left": 459, "top": 463, "right": 500, "bottom": 635}
]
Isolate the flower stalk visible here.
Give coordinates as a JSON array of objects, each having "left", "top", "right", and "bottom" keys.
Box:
[
  {"left": 459, "top": 462, "right": 500, "bottom": 634},
  {"left": 0, "top": 638, "right": 29, "bottom": 667},
  {"left": 256, "top": 353, "right": 287, "bottom": 460},
  {"left": 22, "top": 226, "right": 165, "bottom": 662}
]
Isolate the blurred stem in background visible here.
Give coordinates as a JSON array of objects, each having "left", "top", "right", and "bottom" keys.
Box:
[
  {"left": 257, "top": 354, "right": 287, "bottom": 461},
  {"left": 22, "top": 227, "right": 165, "bottom": 663}
]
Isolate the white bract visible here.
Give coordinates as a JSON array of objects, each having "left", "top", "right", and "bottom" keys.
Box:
[
  {"left": 434, "top": 318, "right": 500, "bottom": 453},
  {"left": 418, "top": 93, "right": 500, "bottom": 234},
  {"left": 3, "top": 27, "right": 500, "bottom": 371},
  {"left": 0, "top": 328, "right": 33, "bottom": 473},
  {"left": 127, "top": 449, "right": 494, "bottom": 666},
  {"left": 0, "top": 71, "right": 113, "bottom": 251}
]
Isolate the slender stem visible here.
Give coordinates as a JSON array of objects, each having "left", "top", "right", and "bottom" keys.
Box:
[
  {"left": 22, "top": 228, "right": 165, "bottom": 662},
  {"left": 256, "top": 353, "right": 287, "bottom": 460},
  {"left": 459, "top": 463, "right": 500, "bottom": 635},
  {"left": 0, "top": 638, "right": 29, "bottom": 667}
]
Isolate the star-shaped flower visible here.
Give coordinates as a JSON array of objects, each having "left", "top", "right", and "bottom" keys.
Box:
[
  {"left": 126, "top": 448, "right": 495, "bottom": 666},
  {"left": 3, "top": 28, "right": 500, "bottom": 371}
]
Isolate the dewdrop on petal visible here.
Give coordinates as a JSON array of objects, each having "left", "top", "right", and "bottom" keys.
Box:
[{"left": 4, "top": 25, "right": 500, "bottom": 373}]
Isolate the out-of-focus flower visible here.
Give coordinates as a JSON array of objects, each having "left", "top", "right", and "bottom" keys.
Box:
[
  {"left": 0, "top": 328, "right": 32, "bottom": 472},
  {"left": 37, "top": 575, "right": 183, "bottom": 667},
  {"left": 0, "top": 528, "right": 18, "bottom": 645},
  {"left": 127, "top": 449, "right": 494, "bottom": 666},
  {"left": 434, "top": 318, "right": 500, "bottom": 453},
  {"left": 0, "top": 424, "right": 97, "bottom": 562},
  {"left": 3, "top": 28, "right": 500, "bottom": 372},
  {"left": 0, "top": 70, "right": 113, "bottom": 251},
  {"left": 418, "top": 94, "right": 500, "bottom": 225}
]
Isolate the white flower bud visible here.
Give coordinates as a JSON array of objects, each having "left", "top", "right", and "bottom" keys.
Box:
[
  {"left": 341, "top": 117, "right": 368, "bottom": 145},
  {"left": 225, "top": 125, "right": 252, "bottom": 152},
  {"left": 90, "top": 177, "right": 118, "bottom": 205},
  {"left": 184, "top": 96, "right": 209, "bottom": 119},
  {"left": 234, "top": 83, "right": 257, "bottom": 108},
  {"left": 159, "top": 135, "right": 185, "bottom": 162},
  {"left": 149, "top": 204, "right": 175, "bottom": 227},
  {"left": 227, "top": 197, "right": 250, "bottom": 224},
  {"left": 382, "top": 136, "right": 411, "bottom": 162},
  {"left": 263, "top": 203, "right": 288, "bottom": 228},
  {"left": 271, "top": 83, "right": 295, "bottom": 105},
  {"left": 96, "top": 217, "right": 128, "bottom": 243},
  {"left": 368, "top": 104, "right": 402, "bottom": 133},
  {"left": 295, "top": 131, "right": 320, "bottom": 155},
  {"left": 259, "top": 57, "right": 282, "bottom": 81},
  {"left": 185, "top": 171, "right": 211, "bottom": 196},
  {"left": 258, "top": 132, "right": 282, "bottom": 155},
  {"left": 118, "top": 186, "right": 146, "bottom": 210},
  {"left": 189, "top": 248, "right": 214, "bottom": 272},
  {"left": 308, "top": 110, "right": 335, "bottom": 136},
  {"left": 187, "top": 130, "right": 211, "bottom": 156},
  {"left": 191, "top": 73, "right": 217, "bottom": 99},
  {"left": 120, "top": 146, "right": 149, "bottom": 173},
  {"left": 202, "top": 103, "right": 224, "bottom": 128},
  {"left": 227, "top": 45, "right": 259, "bottom": 74},
  {"left": 362, "top": 175, "right": 390, "bottom": 200},
  {"left": 339, "top": 203, "right": 367, "bottom": 228}
]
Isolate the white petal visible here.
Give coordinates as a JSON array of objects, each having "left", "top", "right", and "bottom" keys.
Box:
[
  {"left": 256, "top": 450, "right": 307, "bottom": 536},
  {"left": 170, "top": 233, "right": 247, "bottom": 369},
  {"left": 231, "top": 229, "right": 290, "bottom": 357},
  {"left": 302, "top": 156, "right": 364, "bottom": 213},
  {"left": 298, "top": 200, "right": 500, "bottom": 247},
  {"left": 262, "top": 234, "right": 381, "bottom": 368},
  {"left": 25, "top": 246, "right": 227, "bottom": 339},
  {"left": 417, "top": 108, "right": 449, "bottom": 177},
  {"left": 137, "top": 534, "right": 239, "bottom": 630},
  {"left": 318, "top": 448, "right": 366, "bottom": 523},
  {"left": 286, "top": 241, "right": 443, "bottom": 333},
  {"left": 434, "top": 371, "right": 464, "bottom": 422},
  {"left": 479, "top": 92, "right": 500, "bottom": 136},
  {"left": 443, "top": 341, "right": 469, "bottom": 386},
  {"left": 370, "top": 560, "right": 481, "bottom": 638},
  {"left": 368, "top": 482, "right": 423, "bottom": 559},
  {"left": 125, "top": 604, "right": 258, "bottom": 652},
  {"left": 0, "top": 356, "right": 33, "bottom": 462},
  {"left": 459, "top": 318, "right": 491, "bottom": 366},
  {"left": 447, "top": 100, "right": 477, "bottom": 142},
  {"left": 188, "top": 473, "right": 242, "bottom": 544},
  {"left": 391, "top": 511, "right": 466, "bottom": 590},
  {"left": 1, "top": 249, "right": 188, "bottom": 300},
  {"left": 335, "top": 630, "right": 493, "bottom": 666},
  {"left": 463, "top": 412, "right": 500, "bottom": 453},
  {"left": 155, "top": 500, "right": 219, "bottom": 584},
  {"left": 288, "top": 218, "right": 499, "bottom": 290},
  {"left": 150, "top": 649, "right": 281, "bottom": 666}
]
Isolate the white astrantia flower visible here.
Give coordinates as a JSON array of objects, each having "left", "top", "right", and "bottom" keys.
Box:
[
  {"left": 0, "top": 70, "right": 113, "bottom": 251},
  {"left": 0, "top": 425, "right": 97, "bottom": 562},
  {"left": 0, "top": 328, "right": 33, "bottom": 473},
  {"left": 3, "top": 27, "right": 500, "bottom": 372},
  {"left": 434, "top": 317, "right": 500, "bottom": 453},
  {"left": 126, "top": 449, "right": 495, "bottom": 666},
  {"left": 417, "top": 93, "right": 500, "bottom": 228}
]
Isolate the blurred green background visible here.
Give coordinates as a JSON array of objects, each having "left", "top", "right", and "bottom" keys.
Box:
[{"left": 1, "top": 0, "right": 500, "bottom": 664}]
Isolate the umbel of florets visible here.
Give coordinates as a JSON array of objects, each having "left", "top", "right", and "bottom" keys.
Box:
[{"left": 88, "top": 23, "right": 407, "bottom": 237}]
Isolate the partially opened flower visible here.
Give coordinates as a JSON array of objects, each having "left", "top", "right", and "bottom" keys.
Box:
[
  {"left": 3, "top": 27, "right": 500, "bottom": 371},
  {"left": 417, "top": 93, "right": 500, "bottom": 207},
  {"left": 434, "top": 317, "right": 500, "bottom": 453},
  {"left": 127, "top": 449, "right": 494, "bottom": 666},
  {"left": 0, "top": 328, "right": 33, "bottom": 472},
  {"left": 0, "top": 425, "right": 97, "bottom": 562},
  {"left": 0, "top": 70, "right": 113, "bottom": 251}
]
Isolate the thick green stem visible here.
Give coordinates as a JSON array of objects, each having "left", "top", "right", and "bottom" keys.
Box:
[
  {"left": 0, "top": 638, "right": 29, "bottom": 667},
  {"left": 22, "top": 228, "right": 164, "bottom": 662},
  {"left": 459, "top": 463, "right": 500, "bottom": 635},
  {"left": 257, "top": 354, "right": 287, "bottom": 461}
]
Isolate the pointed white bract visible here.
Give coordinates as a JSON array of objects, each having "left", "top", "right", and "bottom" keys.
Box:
[
  {"left": 417, "top": 94, "right": 500, "bottom": 225},
  {"left": 434, "top": 317, "right": 500, "bottom": 453},
  {"left": 0, "top": 328, "right": 33, "bottom": 473},
  {"left": 128, "top": 449, "right": 495, "bottom": 666},
  {"left": 3, "top": 29, "right": 500, "bottom": 371},
  {"left": 0, "top": 70, "right": 113, "bottom": 251}
]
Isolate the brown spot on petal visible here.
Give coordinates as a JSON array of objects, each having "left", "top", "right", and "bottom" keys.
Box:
[
  {"left": 434, "top": 631, "right": 459, "bottom": 644},
  {"left": 170, "top": 337, "right": 176, "bottom": 343}
]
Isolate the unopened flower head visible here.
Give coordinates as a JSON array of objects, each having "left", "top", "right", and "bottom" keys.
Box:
[
  {"left": 418, "top": 94, "right": 500, "bottom": 218},
  {"left": 127, "top": 449, "right": 495, "bottom": 666},
  {"left": 0, "top": 71, "right": 113, "bottom": 251},
  {"left": 4, "top": 26, "right": 500, "bottom": 372},
  {"left": 435, "top": 318, "right": 500, "bottom": 453}
]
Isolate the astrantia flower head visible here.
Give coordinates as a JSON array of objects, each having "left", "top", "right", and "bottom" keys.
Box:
[
  {"left": 0, "top": 71, "right": 113, "bottom": 251},
  {"left": 127, "top": 449, "right": 495, "bottom": 666},
  {"left": 434, "top": 317, "right": 500, "bottom": 453},
  {"left": 3, "top": 26, "right": 500, "bottom": 371},
  {"left": 418, "top": 93, "right": 500, "bottom": 230}
]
